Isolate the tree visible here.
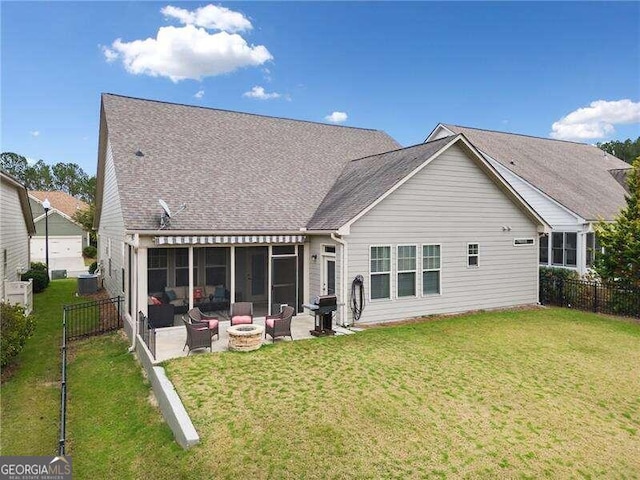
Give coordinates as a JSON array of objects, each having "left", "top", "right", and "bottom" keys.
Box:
[
  {"left": 593, "top": 156, "right": 640, "bottom": 287},
  {"left": 596, "top": 137, "right": 640, "bottom": 164},
  {"left": 0, "top": 152, "right": 29, "bottom": 178},
  {"left": 73, "top": 203, "right": 97, "bottom": 246},
  {"left": 23, "top": 160, "right": 54, "bottom": 190}
]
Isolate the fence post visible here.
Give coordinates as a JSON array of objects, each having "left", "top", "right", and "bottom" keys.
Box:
[{"left": 593, "top": 283, "right": 598, "bottom": 313}]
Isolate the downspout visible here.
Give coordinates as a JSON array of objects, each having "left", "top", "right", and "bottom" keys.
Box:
[
  {"left": 331, "top": 232, "right": 349, "bottom": 327},
  {"left": 128, "top": 233, "right": 140, "bottom": 353}
]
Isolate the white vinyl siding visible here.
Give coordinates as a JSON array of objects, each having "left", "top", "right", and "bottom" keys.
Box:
[
  {"left": 396, "top": 245, "right": 417, "bottom": 298},
  {"left": 1, "top": 177, "right": 31, "bottom": 299},
  {"left": 346, "top": 143, "right": 539, "bottom": 324},
  {"left": 370, "top": 246, "right": 391, "bottom": 300},
  {"left": 97, "top": 140, "right": 126, "bottom": 300},
  {"left": 422, "top": 244, "right": 441, "bottom": 295}
]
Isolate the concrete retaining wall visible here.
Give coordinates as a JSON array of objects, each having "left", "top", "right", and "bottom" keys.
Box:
[{"left": 135, "top": 336, "right": 200, "bottom": 449}]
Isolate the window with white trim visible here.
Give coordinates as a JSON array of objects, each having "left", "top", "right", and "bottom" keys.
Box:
[
  {"left": 552, "top": 232, "right": 577, "bottom": 267},
  {"left": 467, "top": 243, "right": 479, "bottom": 267},
  {"left": 539, "top": 234, "right": 549, "bottom": 264},
  {"left": 422, "top": 244, "right": 441, "bottom": 295},
  {"left": 396, "top": 245, "right": 416, "bottom": 297},
  {"left": 370, "top": 246, "right": 391, "bottom": 300},
  {"left": 585, "top": 232, "right": 601, "bottom": 267},
  {"left": 175, "top": 248, "right": 198, "bottom": 287},
  {"left": 514, "top": 238, "right": 534, "bottom": 246}
]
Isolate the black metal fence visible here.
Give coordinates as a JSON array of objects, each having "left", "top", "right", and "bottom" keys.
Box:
[
  {"left": 64, "top": 296, "right": 123, "bottom": 340},
  {"left": 59, "top": 312, "right": 68, "bottom": 456},
  {"left": 137, "top": 311, "right": 157, "bottom": 360},
  {"left": 540, "top": 276, "right": 640, "bottom": 318}
]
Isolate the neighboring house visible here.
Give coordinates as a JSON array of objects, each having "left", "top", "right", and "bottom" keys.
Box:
[
  {"left": 29, "top": 191, "right": 90, "bottom": 276},
  {"left": 426, "top": 125, "right": 630, "bottom": 275},
  {"left": 95, "top": 94, "right": 546, "bottom": 337},
  {"left": 1, "top": 170, "right": 35, "bottom": 302}
]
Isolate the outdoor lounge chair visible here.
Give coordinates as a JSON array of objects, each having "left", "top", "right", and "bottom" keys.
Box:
[
  {"left": 230, "top": 302, "right": 253, "bottom": 326},
  {"left": 188, "top": 307, "right": 219, "bottom": 340},
  {"left": 182, "top": 316, "right": 212, "bottom": 354},
  {"left": 265, "top": 305, "right": 295, "bottom": 343}
]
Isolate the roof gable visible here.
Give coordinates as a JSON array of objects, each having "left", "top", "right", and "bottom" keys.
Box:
[
  {"left": 29, "top": 191, "right": 88, "bottom": 219},
  {"left": 99, "top": 94, "right": 401, "bottom": 232},
  {"left": 308, "top": 135, "right": 546, "bottom": 231},
  {"left": 1, "top": 170, "right": 35, "bottom": 235},
  {"left": 429, "top": 124, "right": 629, "bottom": 221}
]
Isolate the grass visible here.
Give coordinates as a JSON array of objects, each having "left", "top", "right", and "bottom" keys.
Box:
[
  {"left": 1, "top": 280, "right": 190, "bottom": 479},
  {"left": 165, "top": 308, "right": 640, "bottom": 479},
  {"left": 0, "top": 279, "right": 83, "bottom": 455}
]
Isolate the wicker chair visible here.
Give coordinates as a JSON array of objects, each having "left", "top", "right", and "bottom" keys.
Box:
[
  {"left": 182, "top": 316, "right": 212, "bottom": 354},
  {"left": 265, "top": 305, "right": 295, "bottom": 343},
  {"left": 188, "top": 307, "right": 219, "bottom": 340},
  {"left": 230, "top": 302, "right": 253, "bottom": 326}
]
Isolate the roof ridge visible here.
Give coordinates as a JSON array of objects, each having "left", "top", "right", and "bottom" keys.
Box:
[
  {"left": 444, "top": 123, "right": 597, "bottom": 147},
  {"left": 348, "top": 135, "right": 455, "bottom": 163},
  {"left": 102, "top": 92, "right": 386, "bottom": 133}
]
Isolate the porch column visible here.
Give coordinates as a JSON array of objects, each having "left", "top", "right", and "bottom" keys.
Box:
[
  {"left": 230, "top": 245, "right": 236, "bottom": 303},
  {"left": 188, "top": 246, "right": 194, "bottom": 310},
  {"left": 267, "top": 245, "right": 273, "bottom": 315},
  {"left": 137, "top": 247, "right": 148, "bottom": 318}
]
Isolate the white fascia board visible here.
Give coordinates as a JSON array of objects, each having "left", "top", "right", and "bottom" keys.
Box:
[
  {"left": 33, "top": 208, "right": 83, "bottom": 227},
  {"left": 423, "top": 124, "right": 455, "bottom": 143},
  {"left": 482, "top": 153, "right": 586, "bottom": 225}
]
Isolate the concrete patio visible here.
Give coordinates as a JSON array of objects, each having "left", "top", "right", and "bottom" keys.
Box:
[{"left": 152, "top": 314, "right": 356, "bottom": 362}]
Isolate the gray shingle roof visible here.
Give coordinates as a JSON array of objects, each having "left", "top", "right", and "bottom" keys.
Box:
[
  {"left": 101, "top": 94, "right": 400, "bottom": 231},
  {"left": 440, "top": 124, "right": 629, "bottom": 221},
  {"left": 307, "top": 136, "right": 453, "bottom": 230}
]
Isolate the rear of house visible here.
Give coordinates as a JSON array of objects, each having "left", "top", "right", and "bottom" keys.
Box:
[{"left": 95, "top": 94, "right": 546, "bottom": 338}]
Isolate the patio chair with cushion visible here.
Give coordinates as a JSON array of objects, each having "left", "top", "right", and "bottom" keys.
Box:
[
  {"left": 188, "top": 307, "right": 219, "bottom": 340},
  {"left": 265, "top": 305, "right": 295, "bottom": 343},
  {"left": 230, "top": 302, "right": 253, "bottom": 326},
  {"left": 182, "top": 316, "right": 212, "bottom": 355}
]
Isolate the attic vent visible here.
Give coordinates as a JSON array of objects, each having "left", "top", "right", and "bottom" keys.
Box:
[
  {"left": 509, "top": 161, "right": 515, "bottom": 165},
  {"left": 135, "top": 150, "right": 144, "bottom": 157}
]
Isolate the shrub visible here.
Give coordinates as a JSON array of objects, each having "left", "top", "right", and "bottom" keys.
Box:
[
  {"left": 21, "top": 269, "right": 49, "bottom": 293},
  {"left": 539, "top": 266, "right": 579, "bottom": 282},
  {"left": 83, "top": 245, "right": 97, "bottom": 258},
  {"left": 88, "top": 261, "right": 98, "bottom": 274},
  {"left": 29, "top": 262, "right": 48, "bottom": 273},
  {"left": 1, "top": 302, "right": 35, "bottom": 369}
]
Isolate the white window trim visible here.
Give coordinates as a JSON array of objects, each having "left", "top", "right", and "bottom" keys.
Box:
[
  {"left": 513, "top": 238, "right": 535, "bottom": 246},
  {"left": 321, "top": 244, "right": 337, "bottom": 258},
  {"left": 421, "top": 243, "right": 442, "bottom": 296},
  {"left": 369, "top": 245, "right": 392, "bottom": 301},
  {"left": 396, "top": 244, "right": 417, "bottom": 298},
  {"left": 467, "top": 242, "right": 479, "bottom": 268},
  {"left": 563, "top": 232, "right": 577, "bottom": 268}
]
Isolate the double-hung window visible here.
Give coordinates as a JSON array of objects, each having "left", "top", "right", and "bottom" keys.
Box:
[
  {"left": 585, "top": 232, "right": 601, "bottom": 267},
  {"left": 467, "top": 243, "right": 479, "bottom": 267},
  {"left": 422, "top": 244, "right": 441, "bottom": 295},
  {"left": 147, "top": 248, "right": 168, "bottom": 293},
  {"left": 539, "top": 234, "right": 549, "bottom": 264},
  {"left": 175, "top": 248, "right": 197, "bottom": 287},
  {"left": 552, "top": 232, "right": 577, "bottom": 267},
  {"left": 397, "top": 245, "right": 417, "bottom": 297},
  {"left": 370, "top": 246, "right": 391, "bottom": 300}
]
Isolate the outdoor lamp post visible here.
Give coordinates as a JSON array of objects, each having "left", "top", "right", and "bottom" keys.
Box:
[{"left": 42, "top": 198, "right": 51, "bottom": 277}]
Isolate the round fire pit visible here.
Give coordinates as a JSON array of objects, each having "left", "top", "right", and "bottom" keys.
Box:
[{"left": 227, "top": 324, "right": 265, "bottom": 352}]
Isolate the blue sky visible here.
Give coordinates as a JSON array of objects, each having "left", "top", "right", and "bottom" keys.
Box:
[{"left": 2, "top": 1, "right": 639, "bottom": 175}]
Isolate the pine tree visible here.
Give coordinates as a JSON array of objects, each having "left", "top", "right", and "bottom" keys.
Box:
[{"left": 594, "top": 156, "right": 640, "bottom": 288}]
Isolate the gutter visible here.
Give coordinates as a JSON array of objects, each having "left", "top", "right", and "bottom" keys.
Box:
[
  {"left": 128, "top": 233, "right": 140, "bottom": 353},
  {"left": 330, "top": 232, "right": 350, "bottom": 327}
]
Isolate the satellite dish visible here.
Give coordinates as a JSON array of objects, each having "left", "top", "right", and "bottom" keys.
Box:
[
  {"left": 158, "top": 199, "right": 186, "bottom": 229},
  {"left": 159, "top": 199, "right": 172, "bottom": 218}
]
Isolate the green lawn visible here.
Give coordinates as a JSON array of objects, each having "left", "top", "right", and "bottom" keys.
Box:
[{"left": 165, "top": 308, "right": 640, "bottom": 479}]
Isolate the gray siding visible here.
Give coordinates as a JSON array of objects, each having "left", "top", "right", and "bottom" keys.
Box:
[
  {"left": 307, "top": 235, "right": 343, "bottom": 321},
  {"left": 98, "top": 141, "right": 126, "bottom": 300},
  {"left": 346, "top": 144, "right": 539, "bottom": 324},
  {"left": 34, "top": 212, "right": 84, "bottom": 236},
  {"left": 1, "top": 178, "right": 31, "bottom": 298}
]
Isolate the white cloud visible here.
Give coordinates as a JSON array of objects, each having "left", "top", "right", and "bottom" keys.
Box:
[
  {"left": 550, "top": 99, "right": 640, "bottom": 141},
  {"left": 324, "top": 111, "right": 348, "bottom": 123},
  {"left": 103, "top": 5, "right": 271, "bottom": 82},
  {"left": 30, "top": 130, "right": 40, "bottom": 137},
  {"left": 103, "top": 25, "right": 272, "bottom": 82},
  {"left": 243, "top": 86, "right": 281, "bottom": 100},
  {"left": 161, "top": 4, "right": 252, "bottom": 33},
  {"left": 194, "top": 89, "right": 205, "bottom": 99}
]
